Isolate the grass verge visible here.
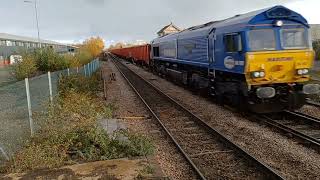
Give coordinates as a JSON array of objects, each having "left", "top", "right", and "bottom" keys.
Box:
[{"left": 0, "top": 73, "right": 154, "bottom": 173}]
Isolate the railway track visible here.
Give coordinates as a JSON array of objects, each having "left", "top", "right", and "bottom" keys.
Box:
[
  {"left": 110, "top": 54, "right": 283, "bottom": 179},
  {"left": 254, "top": 111, "right": 320, "bottom": 151},
  {"left": 306, "top": 100, "right": 320, "bottom": 108}
]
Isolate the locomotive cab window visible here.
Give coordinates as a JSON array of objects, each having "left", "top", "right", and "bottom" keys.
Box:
[
  {"left": 153, "top": 46, "right": 159, "bottom": 57},
  {"left": 280, "top": 28, "right": 309, "bottom": 49},
  {"left": 224, "top": 33, "right": 242, "bottom": 52},
  {"left": 248, "top": 29, "right": 276, "bottom": 51}
]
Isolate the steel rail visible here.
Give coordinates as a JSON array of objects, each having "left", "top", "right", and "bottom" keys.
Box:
[
  {"left": 110, "top": 54, "right": 283, "bottom": 180},
  {"left": 254, "top": 110, "right": 320, "bottom": 152},
  {"left": 306, "top": 100, "right": 320, "bottom": 108},
  {"left": 110, "top": 54, "right": 206, "bottom": 180}
]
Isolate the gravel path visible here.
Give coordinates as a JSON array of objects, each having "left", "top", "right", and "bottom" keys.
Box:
[
  {"left": 101, "top": 60, "right": 198, "bottom": 180},
  {"left": 122, "top": 60, "right": 320, "bottom": 179},
  {"left": 298, "top": 105, "right": 320, "bottom": 119}
]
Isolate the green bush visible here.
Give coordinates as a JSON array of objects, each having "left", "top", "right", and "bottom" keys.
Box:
[
  {"left": 313, "top": 41, "right": 320, "bottom": 60},
  {"left": 64, "top": 54, "right": 79, "bottom": 68},
  {"left": 1, "top": 91, "right": 154, "bottom": 173},
  {"left": 58, "top": 74, "right": 101, "bottom": 96},
  {"left": 76, "top": 50, "right": 93, "bottom": 65},
  {"left": 13, "top": 47, "right": 96, "bottom": 80},
  {"left": 13, "top": 55, "right": 37, "bottom": 80},
  {"left": 33, "top": 48, "right": 70, "bottom": 72}
]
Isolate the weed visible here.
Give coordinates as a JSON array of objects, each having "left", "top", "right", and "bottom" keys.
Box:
[{"left": 1, "top": 75, "right": 154, "bottom": 173}]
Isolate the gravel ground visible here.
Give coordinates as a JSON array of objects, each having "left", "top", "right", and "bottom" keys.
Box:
[
  {"left": 298, "top": 105, "right": 320, "bottom": 119},
  {"left": 122, "top": 59, "right": 320, "bottom": 179},
  {"left": 101, "top": 60, "right": 198, "bottom": 180}
]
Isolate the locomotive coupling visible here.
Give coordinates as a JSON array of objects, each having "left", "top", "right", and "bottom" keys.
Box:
[
  {"left": 303, "top": 84, "right": 320, "bottom": 95},
  {"left": 256, "top": 87, "right": 276, "bottom": 99}
]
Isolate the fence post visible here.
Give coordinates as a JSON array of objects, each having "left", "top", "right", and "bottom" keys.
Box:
[
  {"left": 0, "top": 145, "right": 9, "bottom": 161},
  {"left": 88, "top": 63, "right": 90, "bottom": 76},
  {"left": 25, "top": 78, "right": 34, "bottom": 137},
  {"left": 67, "top": 68, "right": 70, "bottom": 76},
  {"left": 48, "top": 72, "right": 53, "bottom": 103},
  {"left": 77, "top": 67, "right": 79, "bottom": 73},
  {"left": 84, "top": 64, "right": 87, "bottom": 77}
]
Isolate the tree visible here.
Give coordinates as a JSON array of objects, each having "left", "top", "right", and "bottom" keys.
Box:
[
  {"left": 313, "top": 41, "right": 320, "bottom": 61},
  {"left": 81, "top": 37, "right": 105, "bottom": 58},
  {"left": 114, "top": 42, "right": 125, "bottom": 49}
]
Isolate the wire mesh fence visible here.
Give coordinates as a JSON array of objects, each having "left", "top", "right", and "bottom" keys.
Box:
[{"left": 0, "top": 59, "right": 101, "bottom": 161}]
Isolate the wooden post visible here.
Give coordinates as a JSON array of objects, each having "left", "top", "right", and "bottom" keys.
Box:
[{"left": 103, "top": 79, "right": 107, "bottom": 100}]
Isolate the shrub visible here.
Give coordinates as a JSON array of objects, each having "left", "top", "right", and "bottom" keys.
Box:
[
  {"left": 313, "top": 41, "right": 320, "bottom": 60},
  {"left": 0, "top": 75, "right": 154, "bottom": 173},
  {"left": 33, "top": 48, "right": 70, "bottom": 72},
  {"left": 13, "top": 55, "right": 37, "bottom": 80},
  {"left": 58, "top": 74, "right": 101, "bottom": 96},
  {"left": 75, "top": 50, "right": 93, "bottom": 66},
  {"left": 1, "top": 91, "right": 154, "bottom": 173},
  {"left": 64, "top": 54, "right": 80, "bottom": 68}
]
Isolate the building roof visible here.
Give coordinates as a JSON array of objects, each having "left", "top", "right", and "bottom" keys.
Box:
[
  {"left": 157, "top": 23, "right": 181, "bottom": 34},
  {"left": 0, "top": 33, "right": 66, "bottom": 46}
]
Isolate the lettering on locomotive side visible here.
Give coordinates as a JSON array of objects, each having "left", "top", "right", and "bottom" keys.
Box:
[{"left": 267, "top": 57, "right": 294, "bottom": 61}]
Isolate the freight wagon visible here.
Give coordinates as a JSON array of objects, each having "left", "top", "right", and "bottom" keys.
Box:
[{"left": 111, "top": 44, "right": 150, "bottom": 65}]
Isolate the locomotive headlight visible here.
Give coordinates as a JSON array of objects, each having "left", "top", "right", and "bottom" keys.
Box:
[
  {"left": 274, "top": 20, "right": 284, "bottom": 27},
  {"left": 251, "top": 71, "right": 265, "bottom": 78},
  {"left": 297, "top": 69, "right": 309, "bottom": 75}
]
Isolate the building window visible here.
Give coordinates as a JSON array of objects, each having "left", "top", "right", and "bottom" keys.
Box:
[
  {"left": 24, "top": 42, "right": 30, "bottom": 48},
  {"left": 17, "top": 41, "right": 24, "bottom": 47},
  {"left": 0, "top": 40, "right": 6, "bottom": 46},
  {"left": 6, "top": 40, "right": 13, "bottom": 46}
]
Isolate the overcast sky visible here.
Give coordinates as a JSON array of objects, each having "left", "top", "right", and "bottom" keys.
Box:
[{"left": 0, "top": 0, "right": 318, "bottom": 47}]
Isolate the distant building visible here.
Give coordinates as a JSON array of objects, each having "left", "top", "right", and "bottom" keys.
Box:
[
  {"left": 0, "top": 33, "right": 77, "bottom": 66},
  {"left": 157, "top": 23, "right": 181, "bottom": 37},
  {"left": 310, "top": 24, "right": 320, "bottom": 41}
]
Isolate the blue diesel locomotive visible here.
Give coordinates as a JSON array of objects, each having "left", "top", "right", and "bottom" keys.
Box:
[{"left": 150, "top": 5, "right": 320, "bottom": 113}]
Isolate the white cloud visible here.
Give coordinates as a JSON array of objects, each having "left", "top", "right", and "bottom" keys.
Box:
[
  {"left": 285, "top": 0, "right": 319, "bottom": 24},
  {"left": 1, "top": 0, "right": 313, "bottom": 44}
]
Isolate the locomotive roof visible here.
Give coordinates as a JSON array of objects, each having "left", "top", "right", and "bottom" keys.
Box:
[{"left": 152, "top": 5, "right": 308, "bottom": 43}]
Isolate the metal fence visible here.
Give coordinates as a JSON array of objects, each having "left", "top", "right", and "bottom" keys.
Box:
[{"left": 0, "top": 59, "right": 101, "bottom": 161}]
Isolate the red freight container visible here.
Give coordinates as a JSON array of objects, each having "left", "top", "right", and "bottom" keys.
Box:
[{"left": 110, "top": 44, "right": 150, "bottom": 65}]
